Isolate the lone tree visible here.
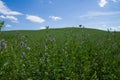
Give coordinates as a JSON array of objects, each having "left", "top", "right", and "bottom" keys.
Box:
[
  {"left": 0, "top": 21, "right": 4, "bottom": 31},
  {"left": 79, "top": 25, "right": 82, "bottom": 28},
  {"left": 46, "top": 26, "right": 49, "bottom": 29}
]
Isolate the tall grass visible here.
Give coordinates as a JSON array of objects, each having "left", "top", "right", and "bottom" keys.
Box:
[{"left": 0, "top": 28, "right": 120, "bottom": 80}]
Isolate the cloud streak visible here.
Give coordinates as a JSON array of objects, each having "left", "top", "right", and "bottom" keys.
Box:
[
  {"left": 6, "top": 24, "right": 12, "bottom": 28},
  {"left": 0, "top": 0, "right": 22, "bottom": 15},
  {"left": 49, "top": 16, "right": 62, "bottom": 21},
  {"left": 40, "top": 27, "right": 46, "bottom": 30},
  {"left": 26, "top": 15, "right": 45, "bottom": 23},
  {"left": 0, "top": 15, "right": 18, "bottom": 22},
  {"left": 80, "top": 11, "right": 120, "bottom": 18}
]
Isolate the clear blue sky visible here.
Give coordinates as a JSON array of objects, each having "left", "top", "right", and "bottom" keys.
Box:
[{"left": 0, "top": 0, "right": 120, "bottom": 31}]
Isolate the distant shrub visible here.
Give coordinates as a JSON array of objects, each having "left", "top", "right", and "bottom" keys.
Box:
[
  {"left": 79, "top": 25, "right": 82, "bottom": 28},
  {"left": 46, "top": 26, "right": 49, "bottom": 29},
  {"left": 0, "top": 21, "right": 4, "bottom": 31}
]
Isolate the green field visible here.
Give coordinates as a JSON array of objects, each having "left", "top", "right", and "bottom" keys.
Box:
[{"left": 0, "top": 28, "right": 120, "bottom": 80}]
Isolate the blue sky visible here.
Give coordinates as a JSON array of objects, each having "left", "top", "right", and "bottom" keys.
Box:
[{"left": 0, "top": 0, "right": 120, "bottom": 31}]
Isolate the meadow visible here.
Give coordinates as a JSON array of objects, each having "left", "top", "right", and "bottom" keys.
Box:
[{"left": 0, "top": 28, "right": 120, "bottom": 80}]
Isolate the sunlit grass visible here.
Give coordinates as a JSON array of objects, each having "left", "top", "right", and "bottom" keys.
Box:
[{"left": 0, "top": 28, "right": 120, "bottom": 80}]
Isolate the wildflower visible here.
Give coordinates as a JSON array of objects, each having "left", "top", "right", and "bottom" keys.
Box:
[
  {"left": 51, "top": 38, "right": 56, "bottom": 43},
  {"left": 48, "top": 34, "right": 51, "bottom": 38},
  {"left": 20, "top": 41, "right": 25, "bottom": 48},
  {"left": 44, "top": 44, "right": 47, "bottom": 49},
  {"left": 26, "top": 47, "right": 31, "bottom": 50},
  {"left": 21, "top": 52, "right": 26, "bottom": 57},
  {"left": 0, "top": 39, "right": 7, "bottom": 49},
  {"left": 1, "top": 42, "right": 7, "bottom": 49}
]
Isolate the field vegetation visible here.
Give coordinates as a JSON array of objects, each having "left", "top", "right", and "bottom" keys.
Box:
[{"left": 0, "top": 28, "right": 120, "bottom": 80}]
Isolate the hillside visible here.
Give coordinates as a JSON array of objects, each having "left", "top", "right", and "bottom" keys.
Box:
[{"left": 0, "top": 28, "right": 120, "bottom": 80}]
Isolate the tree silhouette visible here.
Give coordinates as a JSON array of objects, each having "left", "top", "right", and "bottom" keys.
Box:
[
  {"left": 79, "top": 25, "right": 82, "bottom": 28},
  {"left": 0, "top": 21, "right": 4, "bottom": 31},
  {"left": 46, "top": 26, "right": 49, "bottom": 29}
]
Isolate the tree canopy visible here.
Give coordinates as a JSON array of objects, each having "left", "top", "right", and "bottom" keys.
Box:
[{"left": 0, "top": 21, "right": 4, "bottom": 31}]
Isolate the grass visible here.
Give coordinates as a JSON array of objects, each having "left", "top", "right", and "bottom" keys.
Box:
[{"left": 0, "top": 27, "right": 120, "bottom": 80}]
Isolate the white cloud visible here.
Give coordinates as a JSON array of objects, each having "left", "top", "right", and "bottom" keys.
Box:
[
  {"left": 6, "top": 24, "right": 12, "bottom": 28},
  {"left": 49, "top": 16, "right": 62, "bottom": 21},
  {"left": 80, "top": 11, "right": 120, "bottom": 18},
  {"left": 26, "top": 15, "right": 45, "bottom": 23},
  {"left": 98, "top": 0, "right": 120, "bottom": 7},
  {"left": 0, "top": 0, "right": 22, "bottom": 15},
  {"left": 0, "top": 15, "right": 6, "bottom": 18},
  {"left": 100, "top": 24, "right": 108, "bottom": 30},
  {"left": 6, "top": 16, "right": 18, "bottom": 22},
  {"left": 99, "top": 0, "right": 108, "bottom": 7},
  {"left": 40, "top": 27, "right": 46, "bottom": 30},
  {"left": 98, "top": 25, "right": 120, "bottom": 31},
  {"left": 0, "top": 15, "right": 18, "bottom": 22},
  {"left": 102, "top": 24, "right": 107, "bottom": 27},
  {"left": 109, "top": 26, "right": 120, "bottom": 31}
]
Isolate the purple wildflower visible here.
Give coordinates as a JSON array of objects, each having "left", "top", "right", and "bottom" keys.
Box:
[
  {"left": 20, "top": 41, "right": 25, "bottom": 48},
  {"left": 26, "top": 47, "right": 31, "bottom": 50},
  {"left": 0, "top": 39, "right": 7, "bottom": 49}
]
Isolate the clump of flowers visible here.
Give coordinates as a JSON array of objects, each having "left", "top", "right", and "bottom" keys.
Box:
[
  {"left": 0, "top": 39, "right": 7, "bottom": 50},
  {"left": 26, "top": 46, "right": 31, "bottom": 50},
  {"left": 20, "top": 41, "right": 25, "bottom": 48},
  {"left": 21, "top": 52, "right": 26, "bottom": 57}
]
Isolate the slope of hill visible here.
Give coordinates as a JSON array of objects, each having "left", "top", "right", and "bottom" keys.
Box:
[{"left": 0, "top": 28, "right": 120, "bottom": 80}]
